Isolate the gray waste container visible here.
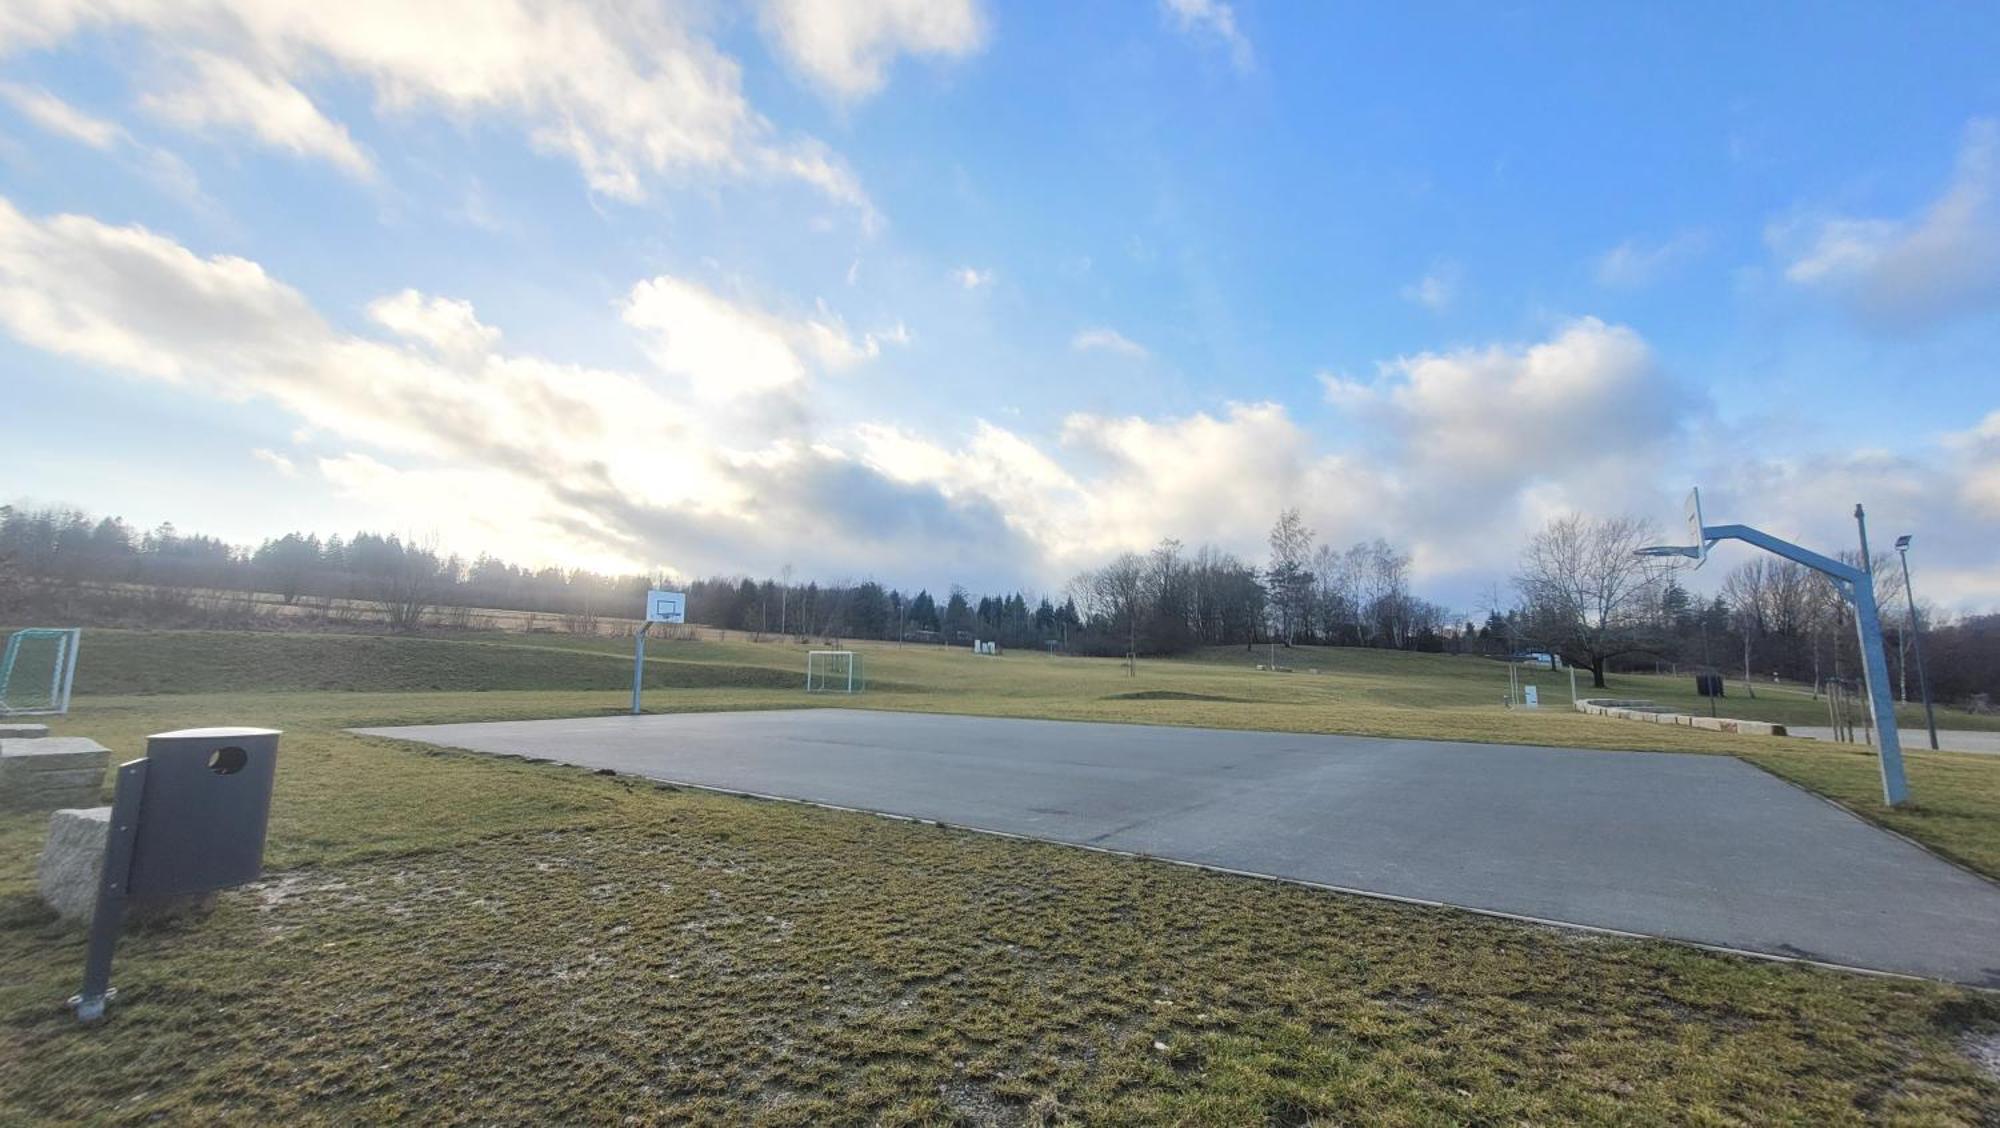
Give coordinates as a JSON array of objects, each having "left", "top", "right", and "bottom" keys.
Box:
[{"left": 70, "top": 727, "right": 281, "bottom": 1021}]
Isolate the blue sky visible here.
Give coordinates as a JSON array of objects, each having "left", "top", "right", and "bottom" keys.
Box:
[{"left": 2, "top": 1, "right": 1998, "bottom": 611}]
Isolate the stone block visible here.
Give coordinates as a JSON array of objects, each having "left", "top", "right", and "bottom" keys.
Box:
[
  {"left": 0, "top": 737, "right": 110, "bottom": 813},
  {"left": 36, "top": 807, "right": 216, "bottom": 924},
  {"left": 36, "top": 807, "right": 109, "bottom": 921},
  {"left": 0, "top": 723, "right": 50, "bottom": 739}
]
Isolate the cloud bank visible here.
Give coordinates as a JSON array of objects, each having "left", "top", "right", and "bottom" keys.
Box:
[
  {"left": 1771, "top": 119, "right": 2000, "bottom": 328},
  {"left": 2, "top": 0, "right": 880, "bottom": 213},
  {"left": 2, "top": 192, "right": 1996, "bottom": 606}
]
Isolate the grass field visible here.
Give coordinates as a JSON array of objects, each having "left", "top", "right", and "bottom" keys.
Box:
[{"left": 5, "top": 629, "right": 1999, "bottom": 1123}]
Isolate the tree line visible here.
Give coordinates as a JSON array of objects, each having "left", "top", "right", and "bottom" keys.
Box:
[
  {"left": 0, "top": 504, "right": 1087, "bottom": 646},
  {"left": 0, "top": 503, "right": 1454, "bottom": 656},
  {"left": 1510, "top": 511, "right": 1994, "bottom": 707},
  {"left": 1062, "top": 510, "right": 1458, "bottom": 657},
  {"left": 6, "top": 502, "right": 1992, "bottom": 704}
]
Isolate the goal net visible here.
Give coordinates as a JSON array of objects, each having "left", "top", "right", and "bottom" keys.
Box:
[
  {"left": 0, "top": 628, "right": 81, "bottom": 716},
  {"left": 805, "top": 650, "right": 864, "bottom": 694}
]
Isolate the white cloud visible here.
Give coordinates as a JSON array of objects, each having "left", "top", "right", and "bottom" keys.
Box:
[
  {"left": 1331, "top": 318, "right": 1669, "bottom": 474},
  {"left": 1595, "top": 230, "right": 1707, "bottom": 288},
  {"left": 1070, "top": 326, "right": 1147, "bottom": 358},
  {"left": 1950, "top": 410, "right": 2000, "bottom": 520},
  {"left": 952, "top": 265, "right": 993, "bottom": 289},
  {"left": 1399, "top": 261, "right": 1460, "bottom": 311},
  {"left": 141, "top": 53, "right": 375, "bottom": 180},
  {"left": 1319, "top": 317, "right": 1685, "bottom": 570},
  {"left": 0, "top": 83, "right": 210, "bottom": 208},
  {"left": 6, "top": 0, "right": 875, "bottom": 213},
  {"left": 760, "top": 0, "right": 987, "bottom": 101},
  {"left": 367, "top": 289, "right": 500, "bottom": 362},
  {"left": 621, "top": 278, "right": 902, "bottom": 405},
  {"left": 1770, "top": 119, "right": 2000, "bottom": 327},
  {"left": 251, "top": 447, "right": 296, "bottom": 476},
  {"left": 1160, "top": 0, "right": 1254, "bottom": 73},
  {"left": 0, "top": 82, "right": 121, "bottom": 149}
]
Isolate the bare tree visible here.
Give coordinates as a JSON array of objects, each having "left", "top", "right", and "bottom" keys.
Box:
[
  {"left": 1360, "top": 539, "right": 1412, "bottom": 648},
  {"left": 1721, "top": 559, "right": 1769, "bottom": 696},
  {"left": 1309, "top": 542, "right": 1348, "bottom": 643},
  {"left": 380, "top": 535, "right": 445, "bottom": 632},
  {"left": 1514, "top": 514, "right": 1669, "bottom": 688},
  {"left": 1342, "top": 542, "right": 1374, "bottom": 645},
  {"left": 1266, "top": 508, "right": 1314, "bottom": 645}
]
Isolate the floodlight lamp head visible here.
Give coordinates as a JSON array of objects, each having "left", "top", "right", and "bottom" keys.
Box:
[{"left": 1895, "top": 534, "right": 1912, "bottom": 550}]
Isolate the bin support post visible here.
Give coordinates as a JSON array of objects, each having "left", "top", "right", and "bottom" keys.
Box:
[{"left": 72, "top": 759, "right": 146, "bottom": 1022}]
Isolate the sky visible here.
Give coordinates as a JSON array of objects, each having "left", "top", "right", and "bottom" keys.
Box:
[{"left": 1, "top": 1, "right": 1998, "bottom": 613}]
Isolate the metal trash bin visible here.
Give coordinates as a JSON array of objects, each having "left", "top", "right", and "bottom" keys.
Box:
[{"left": 71, "top": 727, "right": 280, "bottom": 1021}]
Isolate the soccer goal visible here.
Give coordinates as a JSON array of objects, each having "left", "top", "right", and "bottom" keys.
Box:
[
  {"left": 805, "top": 649, "right": 864, "bottom": 694},
  {"left": 0, "top": 628, "right": 81, "bottom": 717}
]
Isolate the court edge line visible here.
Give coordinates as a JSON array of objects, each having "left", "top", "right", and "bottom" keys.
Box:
[{"left": 460, "top": 748, "right": 1960, "bottom": 990}]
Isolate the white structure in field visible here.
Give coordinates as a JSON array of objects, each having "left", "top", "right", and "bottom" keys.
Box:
[
  {"left": 631, "top": 590, "right": 687, "bottom": 714},
  {"left": 973, "top": 640, "right": 999, "bottom": 656},
  {"left": 806, "top": 650, "right": 864, "bottom": 694},
  {"left": 0, "top": 629, "right": 81, "bottom": 717}
]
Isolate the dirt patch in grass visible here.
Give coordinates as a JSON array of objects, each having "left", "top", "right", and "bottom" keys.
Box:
[{"left": 1964, "top": 1029, "right": 2000, "bottom": 1083}]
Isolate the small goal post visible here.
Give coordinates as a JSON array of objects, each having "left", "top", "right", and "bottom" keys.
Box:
[
  {"left": 805, "top": 650, "right": 864, "bottom": 694},
  {"left": 0, "top": 628, "right": 81, "bottom": 717}
]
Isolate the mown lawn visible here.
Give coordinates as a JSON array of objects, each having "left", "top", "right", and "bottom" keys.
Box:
[{"left": 4, "top": 690, "right": 1998, "bottom": 1124}]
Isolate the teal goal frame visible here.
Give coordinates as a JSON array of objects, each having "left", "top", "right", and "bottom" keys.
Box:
[{"left": 0, "top": 628, "right": 81, "bottom": 716}]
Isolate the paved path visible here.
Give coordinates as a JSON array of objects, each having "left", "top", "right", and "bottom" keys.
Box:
[
  {"left": 1790, "top": 726, "right": 2000, "bottom": 756},
  {"left": 356, "top": 710, "right": 2000, "bottom": 985}
]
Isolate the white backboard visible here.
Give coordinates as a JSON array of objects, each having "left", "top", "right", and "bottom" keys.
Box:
[{"left": 646, "top": 589, "right": 686, "bottom": 624}]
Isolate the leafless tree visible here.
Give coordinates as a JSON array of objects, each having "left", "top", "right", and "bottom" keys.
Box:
[
  {"left": 1514, "top": 513, "right": 1669, "bottom": 687},
  {"left": 1265, "top": 508, "right": 1314, "bottom": 644},
  {"left": 380, "top": 535, "right": 445, "bottom": 632}
]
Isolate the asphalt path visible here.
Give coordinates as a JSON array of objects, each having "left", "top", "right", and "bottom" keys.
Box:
[
  {"left": 356, "top": 708, "right": 2000, "bottom": 984},
  {"left": 1790, "top": 726, "right": 2000, "bottom": 756}
]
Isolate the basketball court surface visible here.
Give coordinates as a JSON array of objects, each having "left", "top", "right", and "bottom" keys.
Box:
[{"left": 356, "top": 709, "right": 2000, "bottom": 985}]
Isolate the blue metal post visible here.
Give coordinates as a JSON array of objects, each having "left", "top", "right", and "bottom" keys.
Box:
[
  {"left": 631, "top": 622, "right": 651, "bottom": 715},
  {"left": 1690, "top": 521, "right": 1910, "bottom": 807}
]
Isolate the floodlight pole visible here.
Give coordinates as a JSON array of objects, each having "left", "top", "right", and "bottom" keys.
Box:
[
  {"left": 1649, "top": 516, "right": 1908, "bottom": 807},
  {"left": 1895, "top": 538, "right": 1940, "bottom": 751}
]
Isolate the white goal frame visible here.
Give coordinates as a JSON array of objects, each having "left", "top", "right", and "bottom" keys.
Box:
[
  {"left": 0, "top": 628, "right": 81, "bottom": 716},
  {"left": 805, "top": 649, "right": 864, "bottom": 694}
]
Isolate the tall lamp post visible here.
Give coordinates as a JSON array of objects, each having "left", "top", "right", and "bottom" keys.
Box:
[{"left": 1894, "top": 535, "right": 1940, "bottom": 751}]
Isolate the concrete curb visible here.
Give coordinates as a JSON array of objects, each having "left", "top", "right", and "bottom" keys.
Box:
[{"left": 1576, "top": 698, "right": 1788, "bottom": 737}]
